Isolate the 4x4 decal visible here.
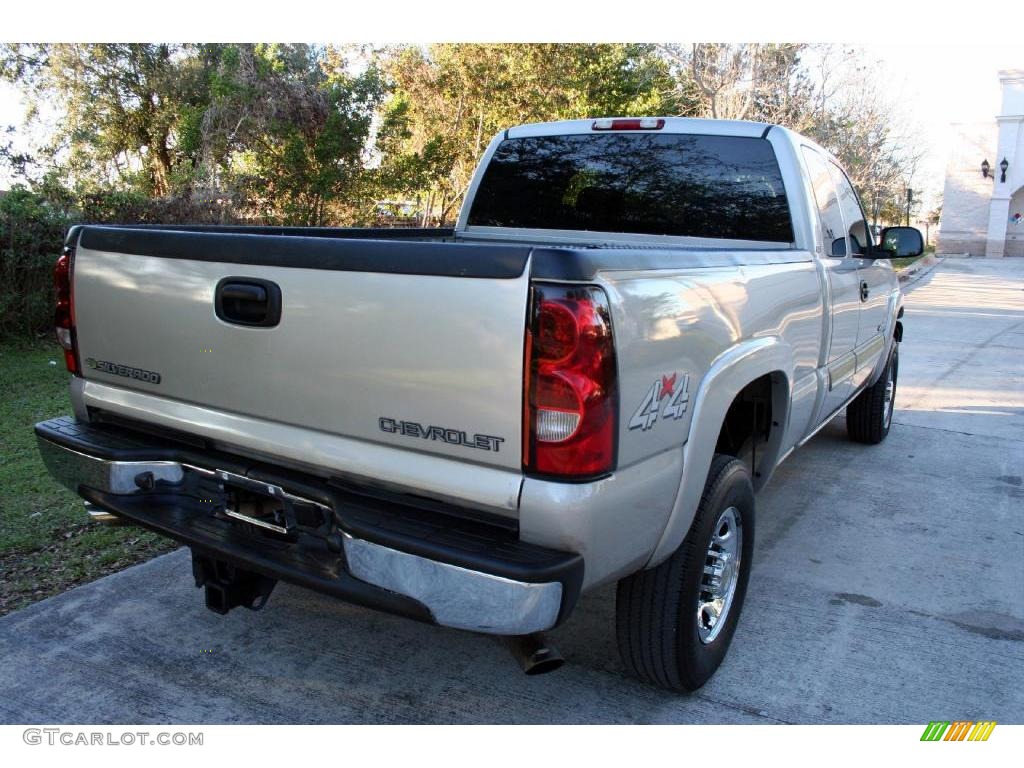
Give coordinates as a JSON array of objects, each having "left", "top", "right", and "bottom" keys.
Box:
[{"left": 628, "top": 372, "right": 690, "bottom": 431}]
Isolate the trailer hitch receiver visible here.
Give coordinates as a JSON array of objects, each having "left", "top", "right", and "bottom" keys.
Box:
[{"left": 191, "top": 550, "right": 277, "bottom": 614}]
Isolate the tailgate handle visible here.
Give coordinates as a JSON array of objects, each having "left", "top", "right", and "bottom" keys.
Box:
[
  {"left": 222, "top": 283, "right": 266, "bottom": 303},
  {"left": 215, "top": 278, "right": 282, "bottom": 327}
]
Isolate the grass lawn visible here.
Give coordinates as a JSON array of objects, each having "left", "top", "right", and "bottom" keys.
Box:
[
  {"left": 0, "top": 339, "right": 176, "bottom": 616},
  {"left": 890, "top": 246, "right": 935, "bottom": 271},
  {"left": 891, "top": 255, "right": 924, "bottom": 270}
]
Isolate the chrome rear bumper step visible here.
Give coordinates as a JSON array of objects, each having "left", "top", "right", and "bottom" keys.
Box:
[{"left": 35, "top": 416, "right": 583, "bottom": 636}]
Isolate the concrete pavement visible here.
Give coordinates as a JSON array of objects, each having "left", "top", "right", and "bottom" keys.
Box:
[{"left": 1, "top": 257, "right": 1022, "bottom": 724}]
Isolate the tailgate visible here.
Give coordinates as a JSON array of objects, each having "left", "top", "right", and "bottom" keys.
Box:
[{"left": 71, "top": 227, "right": 532, "bottom": 472}]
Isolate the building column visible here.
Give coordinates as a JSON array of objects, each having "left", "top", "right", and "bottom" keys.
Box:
[
  {"left": 987, "top": 110, "right": 1023, "bottom": 258},
  {"left": 986, "top": 196, "right": 1010, "bottom": 257}
]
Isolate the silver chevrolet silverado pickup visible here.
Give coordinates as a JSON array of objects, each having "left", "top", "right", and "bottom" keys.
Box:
[{"left": 35, "top": 117, "right": 924, "bottom": 691}]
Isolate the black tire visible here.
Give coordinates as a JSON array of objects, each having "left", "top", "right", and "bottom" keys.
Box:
[
  {"left": 616, "top": 454, "right": 755, "bottom": 692},
  {"left": 847, "top": 342, "right": 898, "bottom": 444}
]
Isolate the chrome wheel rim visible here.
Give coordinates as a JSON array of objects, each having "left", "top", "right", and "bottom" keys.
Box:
[
  {"left": 884, "top": 361, "right": 896, "bottom": 429},
  {"left": 697, "top": 506, "right": 742, "bottom": 644}
]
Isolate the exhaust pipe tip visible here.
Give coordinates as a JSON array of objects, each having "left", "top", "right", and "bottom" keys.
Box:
[
  {"left": 507, "top": 632, "right": 564, "bottom": 675},
  {"left": 84, "top": 501, "right": 128, "bottom": 526}
]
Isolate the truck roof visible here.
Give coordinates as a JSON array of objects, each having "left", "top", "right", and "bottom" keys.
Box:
[
  {"left": 506, "top": 116, "right": 777, "bottom": 140},
  {"left": 502, "top": 117, "right": 833, "bottom": 165}
]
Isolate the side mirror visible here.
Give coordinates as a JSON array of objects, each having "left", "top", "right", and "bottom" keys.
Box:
[{"left": 878, "top": 226, "right": 924, "bottom": 259}]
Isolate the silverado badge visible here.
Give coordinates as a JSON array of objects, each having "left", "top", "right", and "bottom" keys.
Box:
[{"left": 85, "top": 358, "right": 162, "bottom": 385}]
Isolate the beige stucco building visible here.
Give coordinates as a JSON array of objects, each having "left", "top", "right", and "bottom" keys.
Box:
[{"left": 936, "top": 70, "right": 1024, "bottom": 257}]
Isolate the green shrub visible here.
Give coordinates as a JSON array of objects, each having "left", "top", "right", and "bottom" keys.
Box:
[
  {"left": 0, "top": 185, "right": 252, "bottom": 339},
  {"left": 0, "top": 186, "right": 73, "bottom": 339}
]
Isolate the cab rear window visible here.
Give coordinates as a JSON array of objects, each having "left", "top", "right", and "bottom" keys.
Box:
[{"left": 467, "top": 133, "right": 793, "bottom": 242}]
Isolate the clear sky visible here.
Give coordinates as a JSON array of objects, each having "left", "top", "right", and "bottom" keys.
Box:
[{"left": 2, "top": 42, "right": 1021, "bottom": 215}]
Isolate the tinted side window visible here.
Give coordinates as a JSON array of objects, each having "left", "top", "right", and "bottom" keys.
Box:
[
  {"left": 801, "top": 147, "right": 847, "bottom": 257},
  {"left": 468, "top": 133, "right": 794, "bottom": 242},
  {"left": 829, "top": 162, "right": 871, "bottom": 256}
]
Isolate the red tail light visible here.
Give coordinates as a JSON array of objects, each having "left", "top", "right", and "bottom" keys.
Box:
[
  {"left": 592, "top": 118, "right": 665, "bottom": 131},
  {"left": 54, "top": 245, "right": 80, "bottom": 375},
  {"left": 524, "top": 284, "right": 617, "bottom": 478}
]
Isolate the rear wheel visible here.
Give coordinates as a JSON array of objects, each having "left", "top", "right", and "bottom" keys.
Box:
[
  {"left": 847, "top": 342, "right": 898, "bottom": 444},
  {"left": 616, "top": 454, "right": 755, "bottom": 691}
]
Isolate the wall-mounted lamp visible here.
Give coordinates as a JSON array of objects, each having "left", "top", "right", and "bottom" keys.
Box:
[{"left": 983, "top": 158, "right": 1010, "bottom": 182}]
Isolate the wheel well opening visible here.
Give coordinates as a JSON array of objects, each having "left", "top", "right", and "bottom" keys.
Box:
[{"left": 714, "top": 373, "right": 782, "bottom": 481}]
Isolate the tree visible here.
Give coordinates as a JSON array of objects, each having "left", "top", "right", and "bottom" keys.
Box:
[
  {"left": 746, "top": 44, "right": 819, "bottom": 130},
  {"left": 198, "top": 44, "right": 386, "bottom": 225},
  {"left": 803, "top": 48, "right": 924, "bottom": 227},
  {"left": 0, "top": 44, "right": 203, "bottom": 196},
  {"left": 0, "top": 126, "right": 34, "bottom": 181},
  {"left": 374, "top": 44, "right": 690, "bottom": 224},
  {"left": 659, "top": 44, "right": 816, "bottom": 126},
  {"left": 0, "top": 43, "right": 388, "bottom": 226},
  {"left": 0, "top": 42, "right": 926, "bottom": 233},
  {"left": 659, "top": 44, "right": 923, "bottom": 226},
  {"left": 687, "top": 43, "right": 760, "bottom": 120}
]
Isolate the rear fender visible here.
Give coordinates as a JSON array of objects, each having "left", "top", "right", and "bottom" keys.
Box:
[{"left": 645, "top": 337, "right": 793, "bottom": 567}]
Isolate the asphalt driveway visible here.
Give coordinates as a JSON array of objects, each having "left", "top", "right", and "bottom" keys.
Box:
[{"left": 1, "top": 256, "right": 1022, "bottom": 724}]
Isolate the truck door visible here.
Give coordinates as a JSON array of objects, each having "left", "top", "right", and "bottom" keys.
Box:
[
  {"left": 829, "top": 163, "right": 892, "bottom": 387},
  {"left": 802, "top": 147, "right": 860, "bottom": 420}
]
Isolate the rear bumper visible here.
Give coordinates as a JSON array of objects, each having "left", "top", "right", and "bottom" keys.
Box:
[{"left": 35, "top": 416, "right": 583, "bottom": 635}]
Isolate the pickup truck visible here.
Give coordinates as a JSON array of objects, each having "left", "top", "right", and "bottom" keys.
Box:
[{"left": 35, "top": 117, "right": 924, "bottom": 691}]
